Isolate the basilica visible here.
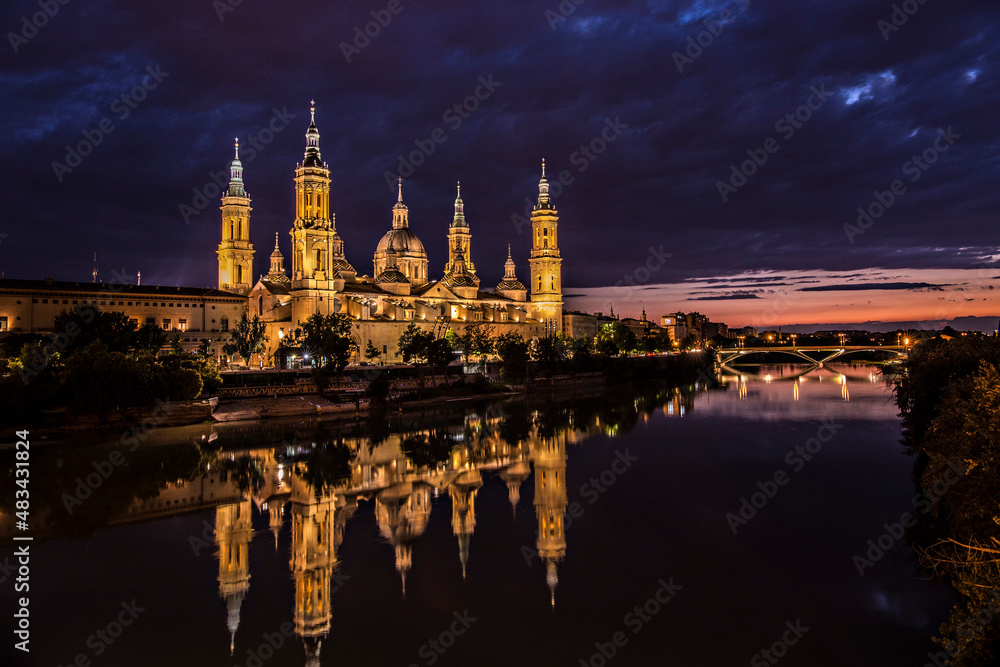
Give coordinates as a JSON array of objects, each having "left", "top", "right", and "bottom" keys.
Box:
[{"left": 216, "top": 103, "right": 564, "bottom": 363}]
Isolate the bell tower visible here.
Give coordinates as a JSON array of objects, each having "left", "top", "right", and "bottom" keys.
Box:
[
  {"left": 217, "top": 139, "right": 254, "bottom": 295},
  {"left": 444, "top": 182, "right": 478, "bottom": 284},
  {"left": 529, "top": 159, "right": 563, "bottom": 332},
  {"left": 290, "top": 102, "right": 337, "bottom": 324}
]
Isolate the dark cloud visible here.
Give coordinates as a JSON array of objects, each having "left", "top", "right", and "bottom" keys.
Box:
[
  {"left": 0, "top": 0, "right": 998, "bottom": 290},
  {"left": 688, "top": 292, "right": 763, "bottom": 300},
  {"left": 798, "top": 282, "right": 947, "bottom": 292}
]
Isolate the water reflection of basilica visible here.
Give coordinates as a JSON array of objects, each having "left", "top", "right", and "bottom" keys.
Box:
[{"left": 208, "top": 411, "right": 599, "bottom": 666}]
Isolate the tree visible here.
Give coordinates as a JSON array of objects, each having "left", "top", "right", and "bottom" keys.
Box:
[
  {"left": 365, "top": 339, "right": 381, "bottom": 365},
  {"left": 397, "top": 323, "right": 432, "bottom": 365},
  {"left": 425, "top": 336, "right": 454, "bottom": 374},
  {"left": 495, "top": 331, "right": 529, "bottom": 383},
  {"left": 135, "top": 322, "right": 168, "bottom": 355},
  {"left": 225, "top": 315, "right": 268, "bottom": 367},
  {"left": 596, "top": 322, "right": 635, "bottom": 357},
  {"left": 301, "top": 313, "right": 357, "bottom": 385},
  {"left": 461, "top": 322, "right": 495, "bottom": 371}
]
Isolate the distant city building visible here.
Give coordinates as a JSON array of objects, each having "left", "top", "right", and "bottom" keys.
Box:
[{"left": 0, "top": 279, "right": 245, "bottom": 358}]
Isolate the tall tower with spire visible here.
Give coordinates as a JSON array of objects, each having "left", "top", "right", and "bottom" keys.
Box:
[
  {"left": 443, "top": 182, "right": 478, "bottom": 285},
  {"left": 529, "top": 160, "right": 563, "bottom": 332},
  {"left": 290, "top": 102, "right": 338, "bottom": 324},
  {"left": 218, "top": 139, "right": 255, "bottom": 295}
]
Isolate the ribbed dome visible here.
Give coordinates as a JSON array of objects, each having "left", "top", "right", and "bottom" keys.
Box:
[
  {"left": 332, "top": 258, "right": 355, "bottom": 274},
  {"left": 496, "top": 277, "right": 526, "bottom": 291},
  {"left": 376, "top": 267, "right": 409, "bottom": 284},
  {"left": 376, "top": 228, "right": 426, "bottom": 255},
  {"left": 444, "top": 273, "right": 478, "bottom": 288}
]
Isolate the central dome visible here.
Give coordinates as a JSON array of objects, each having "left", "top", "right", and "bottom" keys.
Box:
[{"left": 376, "top": 228, "right": 425, "bottom": 255}]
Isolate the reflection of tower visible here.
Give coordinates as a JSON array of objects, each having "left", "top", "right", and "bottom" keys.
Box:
[
  {"left": 499, "top": 459, "right": 531, "bottom": 517},
  {"left": 268, "top": 498, "right": 285, "bottom": 549},
  {"left": 376, "top": 484, "right": 432, "bottom": 596},
  {"left": 290, "top": 470, "right": 337, "bottom": 667},
  {"left": 216, "top": 499, "right": 253, "bottom": 656},
  {"left": 531, "top": 432, "right": 567, "bottom": 607},
  {"left": 449, "top": 470, "right": 482, "bottom": 579}
]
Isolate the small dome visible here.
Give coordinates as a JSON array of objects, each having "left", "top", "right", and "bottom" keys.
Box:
[
  {"left": 445, "top": 273, "right": 478, "bottom": 288},
  {"left": 332, "top": 258, "right": 355, "bottom": 274},
  {"left": 376, "top": 267, "right": 409, "bottom": 284},
  {"left": 496, "top": 278, "right": 526, "bottom": 291}
]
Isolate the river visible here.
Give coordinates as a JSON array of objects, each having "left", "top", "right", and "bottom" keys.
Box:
[{"left": 0, "top": 364, "right": 954, "bottom": 666}]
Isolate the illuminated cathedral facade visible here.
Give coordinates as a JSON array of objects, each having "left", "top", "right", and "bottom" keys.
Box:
[{"left": 215, "top": 103, "right": 563, "bottom": 363}]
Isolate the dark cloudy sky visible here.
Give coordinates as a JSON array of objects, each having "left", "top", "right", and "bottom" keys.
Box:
[{"left": 1, "top": 0, "right": 998, "bottom": 326}]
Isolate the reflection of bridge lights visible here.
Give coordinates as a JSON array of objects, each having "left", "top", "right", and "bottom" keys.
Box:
[{"left": 764, "top": 375, "right": 773, "bottom": 383}]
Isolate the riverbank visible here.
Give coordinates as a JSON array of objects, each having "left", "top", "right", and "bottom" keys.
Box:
[{"left": 13, "top": 352, "right": 711, "bottom": 441}]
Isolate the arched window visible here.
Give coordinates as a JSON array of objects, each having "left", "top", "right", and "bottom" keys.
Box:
[
  {"left": 236, "top": 265, "right": 243, "bottom": 284},
  {"left": 258, "top": 296, "right": 263, "bottom": 316},
  {"left": 537, "top": 275, "right": 542, "bottom": 290},
  {"left": 550, "top": 276, "right": 555, "bottom": 290}
]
